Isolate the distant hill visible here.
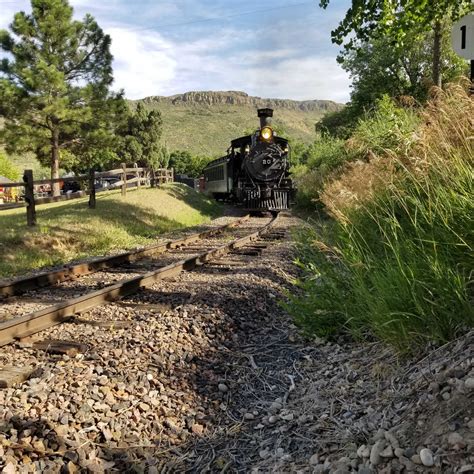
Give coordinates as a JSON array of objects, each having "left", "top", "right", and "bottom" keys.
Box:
[{"left": 134, "top": 91, "right": 344, "bottom": 157}]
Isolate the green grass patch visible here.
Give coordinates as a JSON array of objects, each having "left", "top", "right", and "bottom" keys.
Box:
[{"left": 0, "top": 184, "right": 222, "bottom": 278}]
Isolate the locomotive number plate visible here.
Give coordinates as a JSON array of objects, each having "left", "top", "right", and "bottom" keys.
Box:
[{"left": 247, "top": 190, "right": 260, "bottom": 199}]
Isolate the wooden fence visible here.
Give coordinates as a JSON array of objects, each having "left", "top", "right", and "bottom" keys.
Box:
[{"left": 0, "top": 163, "right": 174, "bottom": 226}]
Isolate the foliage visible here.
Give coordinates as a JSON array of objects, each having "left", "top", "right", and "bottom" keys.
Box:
[
  {"left": 119, "top": 103, "right": 164, "bottom": 170},
  {"left": 0, "top": 151, "right": 20, "bottom": 180},
  {"left": 316, "top": 106, "right": 359, "bottom": 139},
  {"left": 0, "top": 0, "right": 124, "bottom": 193},
  {"left": 298, "top": 95, "right": 417, "bottom": 210},
  {"left": 347, "top": 95, "right": 419, "bottom": 158},
  {"left": 289, "top": 83, "right": 474, "bottom": 351},
  {"left": 169, "top": 150, "right": 211, "bottom": 178},
  {"left": 343, "top": 25, "right": 465, "bottom": 106},
  {"left": 318, "top": 0, "right": 473, "bottom": 51},
  {"left": 292, "top": 138, "right": 351, "bottom": 210},
  {"left": 288, "top": 140, "right": 307, "bottom": 166},
  {"left": 316, "top": 23, "right": 466, "bottom": 138},
  {"left": 0, "top": 184, "right": 222, "bottom": 278}
]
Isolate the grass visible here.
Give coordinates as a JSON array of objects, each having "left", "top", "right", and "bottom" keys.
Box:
[
  {"left": 288, "top": 83, "right": 474, "bottom": 352},
  {"left": 0, "top": 183, "right": 222, "bottom": 278}
]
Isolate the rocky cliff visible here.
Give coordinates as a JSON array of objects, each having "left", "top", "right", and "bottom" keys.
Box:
[{"left": 141, "top": 90, "right": 343, "bottom": 113}]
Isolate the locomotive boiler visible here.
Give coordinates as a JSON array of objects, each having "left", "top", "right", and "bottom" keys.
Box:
[{"left": 202, "top": 108, "right": 293, "bottom": 211}]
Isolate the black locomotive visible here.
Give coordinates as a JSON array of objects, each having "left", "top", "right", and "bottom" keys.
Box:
[{"left": 202, "top": 108, "right": 293, "bottom": 211}]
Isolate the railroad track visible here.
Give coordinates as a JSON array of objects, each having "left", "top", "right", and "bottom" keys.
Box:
[{"left": 0, "top": 214, "right": 281, "bottom": 350}]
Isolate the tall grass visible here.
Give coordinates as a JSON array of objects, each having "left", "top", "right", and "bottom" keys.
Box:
[
  {"left": 289, "top": 84, "right": 473, "bottom": 351},
  {"left": 294, "top": 95, "right": 419, "bottom": 213}
]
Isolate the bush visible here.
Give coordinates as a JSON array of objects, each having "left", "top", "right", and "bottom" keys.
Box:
[
  {"left": 347, "top": 94, "right": 419, "bottom": 159},
  {"left": 169, "top": 150, "right": 212, "bottom": 178},
  {"left": 0, "top": 152, "right": 20, "bottom": 180},
  {"left": 293, "top": 138, "right": 352, "bottom": 210},
  {"left": 288, "top": 83, "right": 474, "bottom": 352},
  {"left": 315, "top": 104, "right": 359, "bottom": 139}
]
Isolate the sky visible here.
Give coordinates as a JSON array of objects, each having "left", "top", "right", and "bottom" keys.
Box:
[{"left": 0, "top": 0, "right": 352, "bottom": 102}]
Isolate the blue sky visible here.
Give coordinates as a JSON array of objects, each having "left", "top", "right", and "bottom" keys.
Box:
[{"left": 0, "top": 0, "right": 351, "bottom": 102}]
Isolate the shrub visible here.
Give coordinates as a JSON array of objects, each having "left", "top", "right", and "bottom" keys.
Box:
[
  {"left": 0, "top": 152, "right": 20, "bottom": 181},
  {"left": 293, "top": 138, "right": 352, "bottom": 210},
  {"left": 347, "top": 94, "right": 419, "bottom": 159}
]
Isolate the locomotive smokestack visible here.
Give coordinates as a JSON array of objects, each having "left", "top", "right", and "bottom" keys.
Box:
[{"left": 258, "top": 108, "right": 273, "bottom": 129}]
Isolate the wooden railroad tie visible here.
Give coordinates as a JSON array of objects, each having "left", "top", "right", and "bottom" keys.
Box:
[
  {"left": 0, "top": 366, "right": 35, "bottom": 389},
  {"left": 18, "top": 338, "right": 89, "bottom": 356}
]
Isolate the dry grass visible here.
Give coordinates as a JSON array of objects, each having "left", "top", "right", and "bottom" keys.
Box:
[{"left": 321, "top": 81, "right": 473, "bottom": 220}]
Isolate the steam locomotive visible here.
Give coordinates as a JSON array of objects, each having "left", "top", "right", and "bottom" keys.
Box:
[{"left": 202, "top": 108, "right": 293, "bottom": 212}]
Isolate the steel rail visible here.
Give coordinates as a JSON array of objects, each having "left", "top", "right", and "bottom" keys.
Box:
[
  {"left": 0, "top": 215, "right": 278, "bottom": 347},
  {"left": 0, "top": 215, "right": 250, "bottom": 297}
]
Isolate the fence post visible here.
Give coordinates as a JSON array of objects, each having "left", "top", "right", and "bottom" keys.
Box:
[
  {"left": 170, "top": 167, "right": 174, "bottom": 182},
  {"left": 134, "top": 163, "right": 140, "bottom": 189},
  {"left": 23, "top": 169, "right": 36, "bottom": 226},
  {"left": 151, "top": 168, "right": 156, "bottom": 188},
  {"left": 121, "top": 163, "right": 127, "bottom": 197},
  {"left": 88, "top": 169, "right": 96, "bottom": 209}
]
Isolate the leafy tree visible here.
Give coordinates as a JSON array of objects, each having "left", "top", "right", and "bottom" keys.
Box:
[
  {"left": 316, "top": 25, "right": 466, "bottom": 138},
  {"left": 169, "top": 150, "right": 193, "bottom": 175},
  {"left": 319, "top": 0, "right": 473, "bottom": 86},
  {"left": 119, "top": 103, "right": 164, "bottom": 170},
  {"left": 169, "top": 150, "right": 210, "bottom": 178},
  {"left": 0, "top": 0, "right": 122, "bottom": 195},
  {"left": 157, "top": 144, "right": 170, "bottom": 169}
]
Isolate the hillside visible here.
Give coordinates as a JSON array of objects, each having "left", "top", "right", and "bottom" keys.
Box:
[{"left": 134, "top": 91, "right": 343, "bottom": 157}]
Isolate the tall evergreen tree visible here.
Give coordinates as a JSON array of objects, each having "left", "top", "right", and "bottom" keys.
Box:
[{"left": 0, "top": 0, "right": 122, "bottom": 195}]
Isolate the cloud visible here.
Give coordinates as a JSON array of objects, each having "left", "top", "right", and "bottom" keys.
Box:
[
  {"left": 97, "top": 26, "right": 351, "bottom": 102},
  {"left": 245, "top": 56, "right": 351, "bottom": 102},
  {"left": 106, "top": 26, "right": 245, "bottom": 99},
  {"left": 107, "top": 28, "right": 177, "bottom": 98}
]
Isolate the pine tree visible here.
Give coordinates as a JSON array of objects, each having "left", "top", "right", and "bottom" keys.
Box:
[{"left": 0, "top": 0, "right": 123, "bottom": 196}]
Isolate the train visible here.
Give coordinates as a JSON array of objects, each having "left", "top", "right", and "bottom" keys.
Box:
[{"left": 202, "top": 108, "right": 293, "bottom": 212}]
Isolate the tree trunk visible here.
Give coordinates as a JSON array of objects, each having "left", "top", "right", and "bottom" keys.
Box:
[
  {"left": 51, "top": 128, "right": 60, "bottom": 197},
  {"left": 432, "top": 21, "right": 442, "bottom": 88}
]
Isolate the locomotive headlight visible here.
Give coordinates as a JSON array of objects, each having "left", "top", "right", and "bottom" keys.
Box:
[{"left": 260, "top": 127, "right": 273, "bottom": 141}]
